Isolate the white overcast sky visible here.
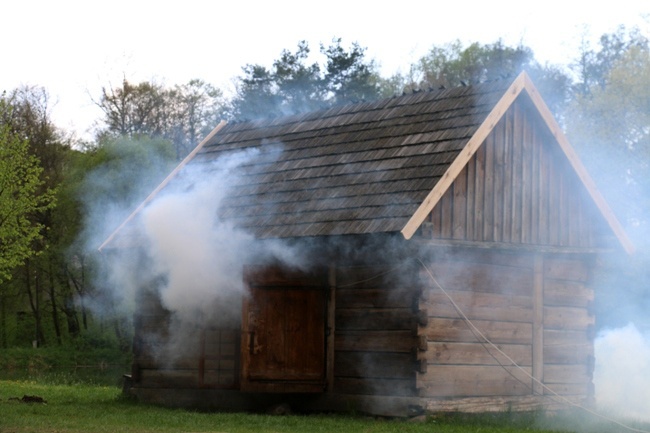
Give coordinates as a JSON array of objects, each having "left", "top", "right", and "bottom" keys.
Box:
[{"left": 2, "top": 0, "right": 649, "bottom": 140}]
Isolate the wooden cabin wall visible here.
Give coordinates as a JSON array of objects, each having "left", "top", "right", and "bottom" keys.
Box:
[
  {"left": 542, "top": 255, "right": 595, "bottom": 399},
  {"left": 132, "top": 288, "right": 240, "bottom": 390},
  {"left": 419, "top": 94, "right": 606, "bottom": 249},
  {"left": 416, "top": 248, "right": 595, "bottom": 412},
  {"left": 333, "top": 264, "right": 422, "bottom": 397}
]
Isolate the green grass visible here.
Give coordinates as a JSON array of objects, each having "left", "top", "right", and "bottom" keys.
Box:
[{"left": 1, "top": 380, "right": 649, "bottom": 433}]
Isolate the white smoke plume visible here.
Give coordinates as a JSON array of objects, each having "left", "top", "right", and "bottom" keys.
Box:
[
  {"left": 594, "top": 323, "right": 650, "bottom": 422},
  {"left": 140, "top": 150, "right": 258, "bottom": 318}
]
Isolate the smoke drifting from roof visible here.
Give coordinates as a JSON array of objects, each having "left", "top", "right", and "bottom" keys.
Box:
[
  {"left": 85, "top": 143, "right": 308, "bottom": 363},
  {"left": 139, "top": 150, "right": 258, "bottom": 317}
]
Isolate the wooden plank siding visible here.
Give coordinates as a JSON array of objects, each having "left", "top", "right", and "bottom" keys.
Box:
[
  {"left": 416, "top": 248, "right": 594, "bottom": 406},
  {"left": 418, "top": 94, "right": 607, "bottom": 249},
  {"left": 334, "top": 264, "right": 421, "bottom": 397},
  {"left": 131, "top": 289, "right": 240, "bottom": 390},
  {"left": 542, "top": 255, "right": 595, "bottom": 399},
  {"left": 417, "top": 250, "right": 535, "bottom": 399}
]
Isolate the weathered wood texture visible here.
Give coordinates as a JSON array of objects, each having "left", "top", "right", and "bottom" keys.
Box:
[
  {"left": 542, "top": 255, "right": 595, "bottom": 400},
  {"left": 241, "top": 265, "right": 328, "bottom": 393},
  {"left": 417, "top": 248, "right": 594, "bottom": 410},
  {"left": 131, "top": 289, "right": 240, "bottom": 390},
  {"left": 334, "top": 264, "right": 421, "bottom": 397},
  {"left": 423, "top": 394, "right": 589, "bottom": 413},
  {"left": 419, "top": 94, "right": 608, "bottom": 249}
]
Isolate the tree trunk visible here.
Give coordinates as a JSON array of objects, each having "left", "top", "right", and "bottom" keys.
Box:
[
  {"left": 48, "top": 259, "right": 62, "bottom": 345},
  {"left": 66, "top": 263, "right": 87, "bottom": 331},
  {"left": 0, "top": 291, "right": 6, "bottom": 349},
  {"left": 25, "top": 261, "right": 46, "bottom": 347},
  {"left": 62, "top": 274, "right": 80, "bottom": 338}
]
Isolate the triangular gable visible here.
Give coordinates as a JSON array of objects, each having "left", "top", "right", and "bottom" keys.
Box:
[{"left": 401, "top": 72, "right": 634, "bottom": 255}]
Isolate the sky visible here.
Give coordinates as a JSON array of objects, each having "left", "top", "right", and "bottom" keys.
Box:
[{"left": 2, "top": 0, "right": 649, "bottom": 140}]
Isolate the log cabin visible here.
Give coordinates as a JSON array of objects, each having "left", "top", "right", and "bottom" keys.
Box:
[{"left": 100, "top": 72, "right": 632, "bottom": 416}]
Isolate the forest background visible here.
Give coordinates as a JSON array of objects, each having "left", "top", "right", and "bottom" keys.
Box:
[{"left": 1, "top": 27, "right": 649, "bottom": 360}]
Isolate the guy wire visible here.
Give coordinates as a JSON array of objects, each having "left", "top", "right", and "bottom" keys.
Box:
[{"left": 416, "top": 257, "right": 650, "bottom": 433}]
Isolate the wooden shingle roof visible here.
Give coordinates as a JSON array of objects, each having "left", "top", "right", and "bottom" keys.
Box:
[
  {"left": 189, "top": 78, "right": 512, "bottom": 239},
  {"left": 99, "top": 72, "right": 633, "bottom": 254}
]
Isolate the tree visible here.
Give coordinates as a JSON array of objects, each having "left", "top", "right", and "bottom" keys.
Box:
[
  {"left": 567, "top": 28, "right": 650, "bottom": 227},
  {"left": 96, "top": 79, "right": 226, "bottom": 158},
  {"left": 572, "top": 26, "right": 649, "bottom": 97},
  {"left": 394, "top": 39, "right": 571, "bottom": 115},
  {"left": 0, "top": 100, "right": 55, "bottom": 282},
  {"left": 321, "top": 38, "right": 382, "bottom": 105},
  {"left": 229, "top": 39, "right": 383, "bottom": 120},
  {"left": 1, "top": 87, "right": 74, "bottom": 346},
  {"left": 565, "top": 27, "right": 650, "bottom": 330}
]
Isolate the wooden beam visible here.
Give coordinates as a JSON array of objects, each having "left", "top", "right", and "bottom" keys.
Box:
[
  {"left": 98, "top": 120, "right": 228, "bottom": 252},
  {"left": 520, "top": 73, "right": 634, "bottom": 255},
  {"left": 532, "top": 254, "right": 544, "bottom": 395},
  {"left": 401, "top": 73, "right": 527, "bottom": 240},
  {"left": 327, "top": 264, "right": 336, "bottom": 392}
]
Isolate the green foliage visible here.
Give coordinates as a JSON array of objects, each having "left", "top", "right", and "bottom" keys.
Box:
[
  {"left": 0, "top": 102, "right": 56, "bottom": 282},
  {"left": 395, "top": 39, "right": 571, "bottom": 115},
  {"left": 229, "top": 38, "right": 384, "bottom": 120},
  {"left": 97, "top": 79, "right": 227, "bottom": 158},
  {"left": 565, "top": 26, "right": 650, "bottom": 330}
]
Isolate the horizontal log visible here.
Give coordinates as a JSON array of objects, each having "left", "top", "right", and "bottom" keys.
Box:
[
  {"left": 544, "top": 329, "right": 590, "bottom": 347},
  {"left": 420, "top": 261, "right": 533, "bottom": 296},
  {"left": 334, "top": 352, "right": 414, "bottom": 379},
  {"left": 425, "top": 342, "right": 532, "bottom": 366},
  {"left": 543, "top": 382, "right": 592, "bottom": 396},
  {"left": 417, "top": 365, "right": 532, "bottom": 397},
  {"left": 135, "top": 353, "right": 200, "bottom": 370},
  {"left": 544, "top": 306, "right": 594, "bottom": 330},
  {"left": 336, "top": 266, "right": 411, "bottom": 289},
  {"left": 139, "top": 369, "right": 199, "bottom": 388},
  {"left": 203, "top": 343, "right": 238, "bottom": 358},
  {"left": 335, "top": 331, "right": 417, "bottom": 353},
  {"left": 423, "top": 248, "right": 534, "bottom": 269},
  {"left": 543, "top": 280, "right": 593, "bottom": 308},
  {"left": 334, "top": 377, "right": 415, "bottom": 396},
  {"left": 202, "top": 370, "right": 238, "bottom": 388},
  {"left": 336, "top": 288, "right": 416, "bottom": 309},
  {"left": 336, "top": 308, "right": 415, "bottom": 330},
  {"left": 544, "top": 364, "right": 591, "bottom": 384},
  {"left": 544, "top": 342, "right": 592, "bottom": 365},
  {"left": 421, "top": 318, "right": 532, "bottom": 345},
  {"left": 204, "top": 359, "right": 237, "bottom": 371},
  {"left": 421, "top": 290, "right": 532, "bottom": 323},
  {"left": 422, "top": 394, "right": 586, "bottom": 413},
  {"left": 543, "top": 257, "right": 589, "bottom": 282}
]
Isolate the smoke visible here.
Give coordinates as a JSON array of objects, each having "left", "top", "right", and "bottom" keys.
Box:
[
  {"left": 77, "top": 138, "right": 310, "bottom": 366},
  {"left": 139, "top": 150, "right": 258, "bottom": 319},
  {"left": 593, "top": 323, "right": 650, "bottom": 422}
]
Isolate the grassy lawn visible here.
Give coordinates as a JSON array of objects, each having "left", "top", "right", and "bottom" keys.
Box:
[{"left": 0, "top": 380, "right": 647, "bottom": 433}]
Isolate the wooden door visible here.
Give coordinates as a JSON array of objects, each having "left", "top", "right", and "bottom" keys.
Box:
[{"left": 241, "top": 266, "right": 327, "bottom": 392}]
